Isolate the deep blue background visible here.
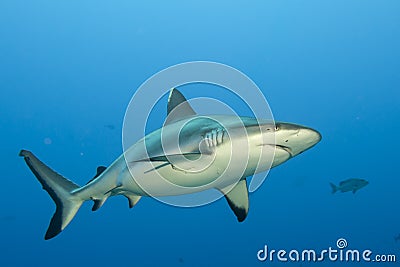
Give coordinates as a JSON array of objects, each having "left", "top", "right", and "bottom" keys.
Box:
[{"left": 1, "top": 1, "right": 399, "bottom": 266}]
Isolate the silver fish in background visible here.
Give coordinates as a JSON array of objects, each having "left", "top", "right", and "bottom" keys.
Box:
[{"left": 330, "top": 178, "right": 369, "bottom": 194}]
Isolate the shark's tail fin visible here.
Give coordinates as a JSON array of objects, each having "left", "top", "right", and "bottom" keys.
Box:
[
  {"left": 19, "top": 150, "right": 83, "bottom": 240},
  {"left": 329, "top": 182, "right": 339, "bottom": 194}
]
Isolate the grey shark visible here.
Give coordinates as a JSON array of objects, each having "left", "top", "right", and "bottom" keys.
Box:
[
  {"left": 20, "top": 89, "right": 321, "bottom": 239},
  {"left": 330, "top": 178, "right": 369, "bottom": 194}
]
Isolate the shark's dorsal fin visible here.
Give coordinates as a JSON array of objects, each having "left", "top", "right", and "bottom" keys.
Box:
[
  {"left": 165, "top": 88, "right": 196, "bottom": 125},
  {"left": 218, "top": 179, "right": 249, "bottom": 222}
]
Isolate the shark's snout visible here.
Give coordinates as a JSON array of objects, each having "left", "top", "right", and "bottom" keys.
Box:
[
  {"left": 298, "top": 126, "right": 322, "bottom": 148},
  {"left": 275, "top": 123, "right": 321, "bottom": 156}
]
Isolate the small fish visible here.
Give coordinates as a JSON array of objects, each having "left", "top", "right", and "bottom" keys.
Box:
[
  {"left": 330, "top": 178, "right": 369, "bottom": 194},
  {"left": 395, "top": 234, "right": 400, "bottom": 242}
]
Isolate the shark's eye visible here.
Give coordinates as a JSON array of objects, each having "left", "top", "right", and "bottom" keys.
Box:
[{"left": 275, "top": 125, "right": 279, "bottom": 131}]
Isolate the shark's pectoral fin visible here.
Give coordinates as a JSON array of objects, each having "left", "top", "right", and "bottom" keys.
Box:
[
  {"left": 145, "top": 153, "right": 201, "bottom": 162},
  {"left": 218, "top": 179, "right": 249, "bottom": 222},
  {"left": 135, "top": 153, "right": 203, "bottom": 173}
]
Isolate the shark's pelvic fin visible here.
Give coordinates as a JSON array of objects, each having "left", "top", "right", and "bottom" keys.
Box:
[
  {"left": 124, "top": 193, "right": 141, "bottom": 208},
  {"left": 19, "top": 150, "right": 83, "bottom": 240},
  {"left": 165, "top": 88, "right": 196, "bottom": 125},
  {"left": 219, "top": 179, "right": 249, "bottom": 222}
]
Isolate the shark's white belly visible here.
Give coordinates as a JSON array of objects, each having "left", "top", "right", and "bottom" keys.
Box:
[{"left": 120, "top": 139, "right": 285, "bottom": 197}]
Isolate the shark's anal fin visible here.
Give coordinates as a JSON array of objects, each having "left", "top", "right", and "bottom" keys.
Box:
[
  {"left": 218, "top": 179, "right": 249, "bottom": 222},
  {"left": 92, "top": 198, "right": 107, "bottom": 211},
  {"left": 165, "top": 88, "right": 196, "bottom": 125}
]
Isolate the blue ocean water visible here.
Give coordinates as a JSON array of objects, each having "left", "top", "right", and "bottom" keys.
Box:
[{"left": 1, "top": 1, "right": 399, "bottom": 266}]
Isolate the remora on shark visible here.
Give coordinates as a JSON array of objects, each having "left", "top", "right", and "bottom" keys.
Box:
[{"left": 20, "top": 88, "right": 321, "bottom": 239}]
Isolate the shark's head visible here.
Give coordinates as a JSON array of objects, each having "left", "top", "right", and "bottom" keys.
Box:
[
  {"left": 260, "top": 122, "right": 321, "bottom": 167},
  {"left": 274, "top": 122, "right": 321, "bottom": 157}
]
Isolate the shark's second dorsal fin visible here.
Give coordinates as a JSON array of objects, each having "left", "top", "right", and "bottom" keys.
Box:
[
  {"left": 218, "top": 179, "right": 249, "bottom": 222},
  {"left": 165, "top": 88, "right": 196, "bottom": 125},
  {"left": 86, "top": 166, "right": 107, "bottom": 185}
]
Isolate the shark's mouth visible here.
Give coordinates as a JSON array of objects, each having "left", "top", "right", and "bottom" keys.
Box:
[
  {"left": 275, "top": 145, "right": 293, "bottom": 157},
  {"left": 258, "top": 143, "right": 293, "bottom": 158}
]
